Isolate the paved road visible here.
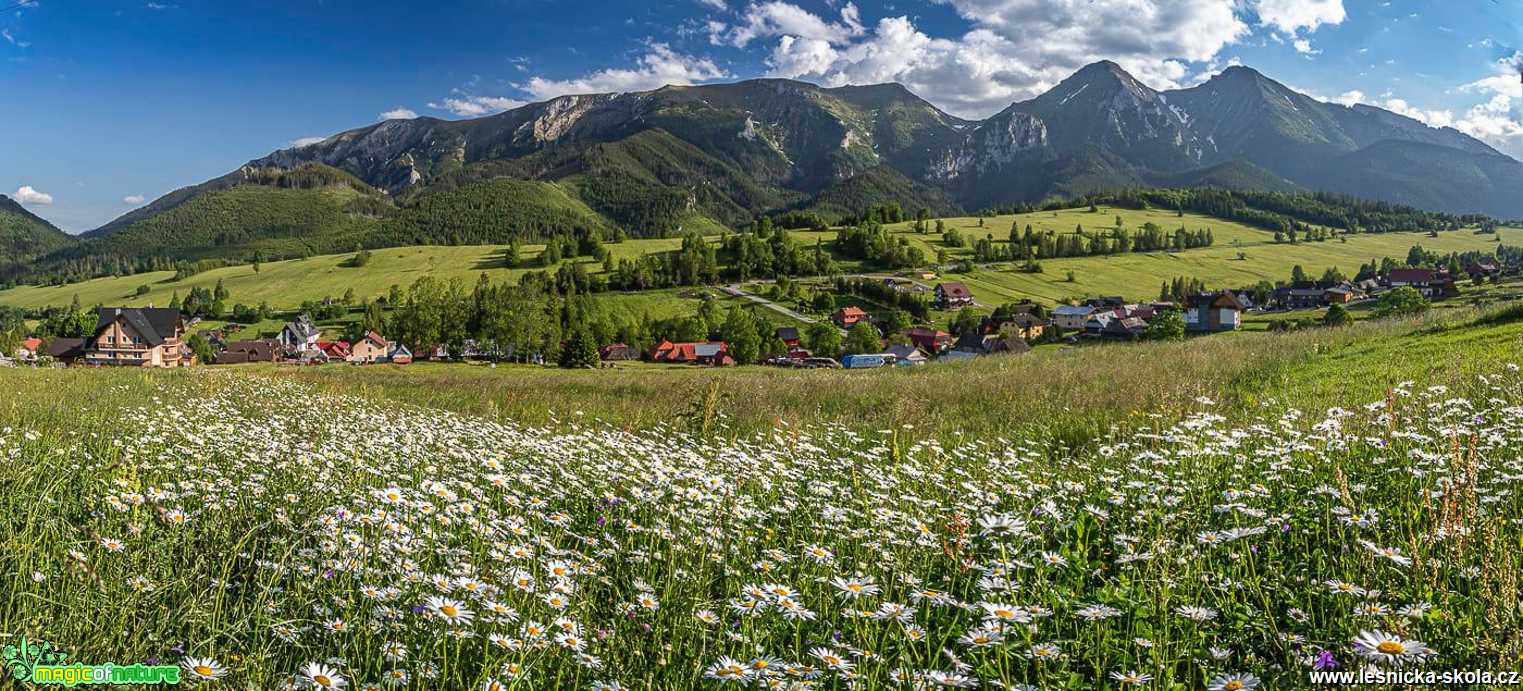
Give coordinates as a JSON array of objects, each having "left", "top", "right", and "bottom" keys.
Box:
[{"left": 720, "top": 284, "right": 819, "bottom": 324}]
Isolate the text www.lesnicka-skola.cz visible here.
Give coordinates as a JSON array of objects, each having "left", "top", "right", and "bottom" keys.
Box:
[{"left": 1309, "top": 669, "right": 1520, "bottom": 686}]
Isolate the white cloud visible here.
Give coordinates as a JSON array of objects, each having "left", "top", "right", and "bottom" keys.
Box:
[
  {"left": 1380, "top": 98, "right": 1455, "bottom": 128},
  {"left": 1292, "top": 38, "right": 1320, "bottom": 55},
  {"left": 13, "top": 185, "right": 52, "bottom": 205},
  {"left": 1450, "top": 56, "right": 1523, "bottom": 158},
  {"left": 123, "top": 194, "right": 145, "bottom": 205},
  {"left": 767, "top": 35, "right": 838, "bottom": 78},
  {"left": 290, "top": 136, "right": 328, "bottom": 148},
  {"left": 717, "top": 1, "right": 865, "bottom": 47},
  {"left": 520, "top": 43, "right": 728, "bottom": 101},
  {"left": 697, "top": 0, "right": 726, "bottom": 9},
  {"left": 1333, "top": 89, "right": 1364, "bottom": 106},
  {"left": 379, "top": 107, "right": 419, "bottom": 120},
  {"left": 427, "top": 96, "right": 526, "bottom": 118},
  {"left": 758, "top": 0, "right": 1247, "bottom": 118},
  {"left": 1251, "top": 0, "right": 1345, "bottom": 35}
]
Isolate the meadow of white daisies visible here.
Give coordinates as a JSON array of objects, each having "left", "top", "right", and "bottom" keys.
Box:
[{"left": 2, "top": 359, "right": 1523, "bottom": 690}]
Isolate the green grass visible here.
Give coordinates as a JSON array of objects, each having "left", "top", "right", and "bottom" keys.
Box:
[
  {"left": 4, "top": 204, "right": 1515, "bottom": 320},
  {"left": 1, "top": 304, "right": 1521, "bottom": 688},
  {"left": 261, "top": 303, "right": 1523, "bottom": 442}
]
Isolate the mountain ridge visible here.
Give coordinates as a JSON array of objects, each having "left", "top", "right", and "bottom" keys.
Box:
[{"left": 11, "top": 61, "right": 1518, "bottom": 282}]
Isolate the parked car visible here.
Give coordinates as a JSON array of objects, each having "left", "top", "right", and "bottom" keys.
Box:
[{"left": 801, "top": 357, "right": 842, "bottom": 369}]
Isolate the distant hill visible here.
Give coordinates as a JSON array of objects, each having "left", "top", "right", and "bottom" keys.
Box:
[
  {"left": 1, "top": 194, "right": 75, "bottom": 281},
  {"left": 18, "top": 61, "right": 1521, "bottom": 283}
]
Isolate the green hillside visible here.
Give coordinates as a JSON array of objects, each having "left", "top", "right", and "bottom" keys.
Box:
[
  {"left": 803, "top": 165, "right": 961, "bottom": 222},
  {"left": 3, "top": 204, "right": 1512, "bottom": 314},
  {"left": 0, "top": 194, "right": 76, "bottom": 280},
  {"left": 379, "top": 178, "right": 615, "bottom": 246}
]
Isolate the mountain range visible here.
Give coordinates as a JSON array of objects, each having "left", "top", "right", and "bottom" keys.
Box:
[{"left": 11, "top": 61, "right": 1522, "bottom": 281}]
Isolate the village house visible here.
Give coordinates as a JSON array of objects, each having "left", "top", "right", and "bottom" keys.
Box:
[
  {"left": 349, "top": 331, "right": 391, "bottom": 363},
  {"left": 278, "top": 314, "right": 321, "bottom": 352},
  {"left": 15, "top": 336, "right": 43, "bottom": 361},
  {"left": 982, "top": 313, "right": 1045, "bottom": 341},
  {"left": 1186, "top": 292, "right": 1245, "bottom": 333},
  {"left": 1104, "top": 316, "right": 1148, "bottom": 340},
  {"left": 884, "top": 343, "right": 929, "bottom": 366},
  {"left": 934, "top": 282, "right": 975, "bottom": 309},
  {"left": 775, "top": 327, "right": 801, "bottom": 350},
  {"left": 599, "top": 343, "right": 640, "bottom": 361},
  {"left": 386, "top": 343, "right": 413, "bottom": 364},
  {"left": 45, "top": 338, "right": 86, "bottom": 365},
  {"left": 832, "top": 306, "right": 868, "bottom": 329},
  {"left": 318, "top": 341, "right": 352, "bottom": 361},
  {"left": 1323, "top": 287, "right": 1354, "bottom": 305},
  {"left": 1052, "top": 304, "right": 1096, "bottom": 331},
  {"left": 1275, "top": 287, "right": 1326, "bottom": 310},
  {"left": 951, "top": 331, "right": 998, "bottom": 356},
  {"left": 214, "top": 339, "right": 281, "bottom": 365},
  {"left": 1467, "top": 262, "right": 1502, "bottom": 281},
  {"left": 1081, "top": 309, "right": 1117, "bottom": 337},
  {"left": 1388, "top": 268, "right": 1458, "bottom": 298},
  {"left": 83, "top": 307, "right": 189, "bottom": 368},
  {"left": 901, "top": 327, "right": 954, "bottom": 353},
  {"left": 648, "top": 340, "right": 734, "bottom": 366}
]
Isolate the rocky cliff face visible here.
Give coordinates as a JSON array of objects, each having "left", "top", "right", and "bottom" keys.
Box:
[{"left": 100, "top": 62, "right": 1523, "bottom": 237}]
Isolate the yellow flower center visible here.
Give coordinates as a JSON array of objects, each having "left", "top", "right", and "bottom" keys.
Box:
[
  {"left": 193, "top": 666, "right": 214, "bottom": 677},
  {"left": 1377, "top": 641, "right": 1404, "bottom": 654},
  {"left": 441, "top": 605, "right": 458, "bottom": 617},
  {"left": 314, "top": 675, "right": 332, "bottom": 687},
  {"left": 1224, "top": 682, "right": 1244, "bottom": 691}
]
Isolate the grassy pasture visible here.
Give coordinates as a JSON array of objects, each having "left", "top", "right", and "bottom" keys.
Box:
[
  {"left": 1, "top": 305, "right": 1522, "bottom": 689},
  {"left": 262, "top": 304, "right": 1523, "bottom": 442},
  {"left": 3, "top": 206, "right": 1512, "bottom": 315}
]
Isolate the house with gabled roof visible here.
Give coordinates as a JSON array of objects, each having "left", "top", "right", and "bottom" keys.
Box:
[
  {"left": 1052, "top": 304, "right": 1096, "bottom": 331},
  {"left": 832, "top": 306, "right": 868, "bottom": 328},
  {"left": 648, "top": 340, "right": 732, "bottom": 366},
  {"left": 775, "top": 327, "right": 801, "bottom": 349},
  {"left": 15, "top": 337, "right": 43, "bottom": 361},
  {"left": 1185, "top": 292, "right": 1245, "bottom": 332},
  {"left": 278, "top": 314, "right": 321, "bottom": 352},
  {"left": 45, "top": 337, "right": 86, "bottom": 365},
  {"left": 318, "top": 341, "right": 352, "bottom": 361},
  {"left": 934, "top": 282, "right": 974, "bottom": 309},
  {"left": 901, "top": 327, "right": 953, "bottom": 353},
  {"left": 599, "top": 343, "right": 640, "bottom": 361},
  {"left": 83, "top": 307, "right": 189, "bottom": 367},
  {"left": 349, "top": 331, "right": 390, "bottom": 363},
  {"left": 884, "top": 343, "right": 929, "bottom": 366}
]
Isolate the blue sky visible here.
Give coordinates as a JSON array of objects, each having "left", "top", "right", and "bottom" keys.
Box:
[{"left": 3, "top": 0, "right": 1520, "bottom": 232}]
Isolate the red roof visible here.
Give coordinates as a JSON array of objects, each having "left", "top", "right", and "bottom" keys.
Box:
[
  {"left": 834, "top": 306, "right": 868, "bottom": 324},
  {"left": 318, "top": 341, "right": 351, "bottom": 357},
  {"left": 648, "top": 340, "right": 729, "bottom": 362},
  {"left": 20, "top": 337, "right": 42, "bottom": 352}
]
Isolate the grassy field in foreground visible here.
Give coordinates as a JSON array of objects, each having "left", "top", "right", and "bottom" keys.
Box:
[
  {"left": 3, "top": 206, "right": 1513, "bottom": 313},
  {"left": 267, "top": 303, "right": 1523, "bottom": 442},
  {"left": 1, "top": 304, "right": 1521, "bottom": 689}
]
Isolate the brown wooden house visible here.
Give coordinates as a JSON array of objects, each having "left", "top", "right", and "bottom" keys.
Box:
[{"left": 83, "top": 308, "right": 188, "bottom": 368}]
